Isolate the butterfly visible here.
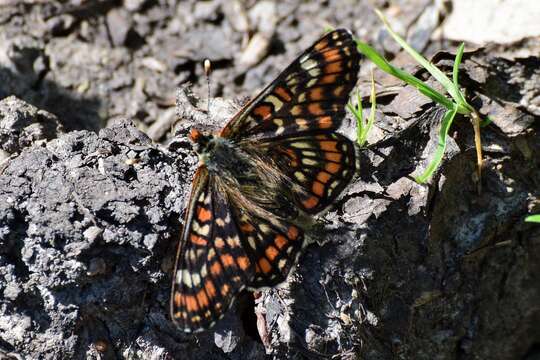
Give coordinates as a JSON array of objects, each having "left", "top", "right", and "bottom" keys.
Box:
[{"left": 170, "top": 29, "right": 361, "bottom": 333}]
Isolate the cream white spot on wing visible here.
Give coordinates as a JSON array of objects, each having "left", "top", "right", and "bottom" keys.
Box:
[
  {"left": 295, "top": 118, "right": 309, "bottom": 130},
  {"left": 302, "top": 158, "right": 318, "bottom": 166},
  {"left": 226, "top": 236, "right": 240, "bottom": 247},
  {"left": 308, "top": 68, "right": 321, "bottom": 77},
  {"left": 180, "top": 270, "right": 192, "bottom": 287},
  {"left": 191, "top": 273, "right": 201, "bottom": 287},
  {"left": 193, "top": 222, "right": 210, "bottom": 236},
  {"left": 248, "top": 236, "right": 257, "bottom": 250},
  {"left": 200, "top": 264, "right": 207, "bottom": 277},
  {"left": 291, "top": 141, "right": 311, "bottom": 149},
  {"left": 301, "top": 59, "right": 318, "bottom": 70},
  {"left": 295, "top": 171, "right": 306, "bottom": 182},
  {"left": 259, "top": 224, "right": 271, "bottom": 233},
  {"left": 267, "top": 96, "right": 283, "bottom": 112}
]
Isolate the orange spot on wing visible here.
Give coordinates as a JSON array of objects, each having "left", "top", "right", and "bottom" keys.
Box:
[
  {"left": 253, "top": 105, "right": 272, "bottom": 120},
  {"left": 287, "top": 226, "right": 299, "bottom": 240},
  {"left": 190, "top": 234, "right": 207, "bottom": 246},
  {"left": 319, "top": 141, "right": 338, "bottom": 152},
  {"left": 174, "top": 292, "right": 183, "bottom": 307},
  {"left": 265, "top": 245, "right": 279, "bottom": 261},
  {"left": 302, "top": 195, "right": 320, "bottom": 209},
  {"left": 314, "top": 39, "right": 328, "bottom": 51},
  {"left": 284, "top": 148, "right": 299, "bottom": 166},
  {"left": 308, "top": 103, "right": 324, "bottom": 116},
  {"left": 220, "top": 284, "right": 230, "bottom": 296},
  {"left": 312, "top": 181, "right": 325, "bottom": 197},
  {"left": 210, "top": 261, "right": 223, "bottom": 276},
  {"left": 318, "top": 116, "right": 333, "bottom": 129},
  {"left": 325, "top": 152, "right": 342, "bottom": 162},
  {"left": 333, "top": 86, "right": 345, "bottom": 97},
  {"left": 275, "top": 87, "right": 292, "bottom": 102},
  {"left": 309, "top": 87, "right": 324, "bottom": 101},
  {"left": 258, "top": 258, "right": 272, "bottom": 274},
  {"left": 240, "top": 222, "right": 255, "bottom": 233},
  {"left": 204, "top": 280, "right": 216, "bottom": 297},
  {"left": 317, "top": 171, "right": 332, "bottom": 184},
  {"left": 197, "top": 206, "right": 212, "bottom": 222},
  {"left": 221, "top": 254, "right": 235, "bottom": 267},
  {"left": 322, "top": 48, "right": 341, "bottom": 62},
  {"left": 185, "top": 295, "right": 198, "bottom": 312},
  {"left": 237, "top": 256, "right": 250, "bottom": 270},
  {"left": 275, "top": 234, "right": 288, "bottom": 249},
  {"left": 319, "top": 74, "right": 338, "bottom": 84},
  {"left": 325, "top": 61, "right": 343, "bottom": 73},
  {"left": 325, "top": 162, "right": 341, "bottom": 174},
  {"left": 196, "top": 289, "right": 209, "bottom": 307},
  {"left": 215, "top": 238, "right": 225, "bottom": 248}
]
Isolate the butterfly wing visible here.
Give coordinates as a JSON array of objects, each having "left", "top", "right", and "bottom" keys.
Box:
[
  {"left": 171, "top": 167, "right": 256, "bottom": 332},
  {"left": 232, "top": 210, "right": 304, "bottom": 289},
  {"left": 260, "top": 131, "right": 359, "bottom": 214},
  {"left": 220, "top": 28, "right": 360, "bottom": 141},
  {"left": 172, "top": 29, "right": 361, "bottom": 331}
]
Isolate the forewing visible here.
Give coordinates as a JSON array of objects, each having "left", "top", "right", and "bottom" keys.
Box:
[
  {"left": 220, "top": 29, "right": 360, "bottom": 140},
  {"left": 171, "top": 167, "right": 255, "bottom": 332},
  {"left": 261, "top": 132, "right": 358, "bottom": 214}
]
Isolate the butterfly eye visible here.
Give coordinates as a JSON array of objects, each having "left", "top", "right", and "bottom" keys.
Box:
[{"left": 205, "top": 141, "right": 215, "bottom": 152}]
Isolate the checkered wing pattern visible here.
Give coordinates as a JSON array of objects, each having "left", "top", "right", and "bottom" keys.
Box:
[
  {"left": 234, "top": 212, "right": 303, "bottom": 289},
  {"left": 171, "top": 167, "right": 253, "bottom": 332},
  {"left": 172, "top": 28, "right": 361, "bottom": 333},
  {"left": 262, "top": 132, "right": 358, "bottom": 214},
  {"left": 171, "top": 168, "right": 305, "bottom": 332},
  {"left": 220, "top": 29, "right": 360, "bottom": 140}
]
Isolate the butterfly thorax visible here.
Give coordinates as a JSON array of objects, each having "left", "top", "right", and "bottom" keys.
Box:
[
  {"left": 190, "top": 129, "right": 252, "bottom": 177},
  {"left": 189, "top": 128, "right": 299, "bottom": 220}
]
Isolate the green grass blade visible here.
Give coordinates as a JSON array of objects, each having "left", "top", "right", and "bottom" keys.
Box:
[
  {"left": 375, "top": 9, "right": 462, "bottom": 105},
  {"left": 452, "top": 43, "right": 474, "bottom": 112},
  {"left": 414, "top": 106, "right": 458, "bottom": 183},
  {"left": 355, "top": 40, "right": 455, "bottom": 110},
  {"left": 347, "top": 89, "right": 365, "bottom": 146},
  {"left": 453, "top": 43, "right": 464, "bottom": 89},
  {"left": 525, "top": 215, "right": 540, "bottom": 223},
  {"left": 356, "top": 72, "right": 377, "bottom": 147},
  {"left": 365, "top": 71, "right": 377, "bottom": 142},
  {"left": 480, "top": 115, "right": 493, "bottom": 127}
]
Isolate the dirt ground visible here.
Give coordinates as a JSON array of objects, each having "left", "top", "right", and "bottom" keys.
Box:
[{"left": 0, "top": 1, "right": 539, "bottom": 359}]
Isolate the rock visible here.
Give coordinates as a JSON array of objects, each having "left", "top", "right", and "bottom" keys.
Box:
[{"left": 0, "top": 96, "right": 63, "bottom": 153}]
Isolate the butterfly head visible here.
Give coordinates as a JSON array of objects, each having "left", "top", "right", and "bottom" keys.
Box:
[{"left": 189, "top": 128, "right": 213, "bottom": 154}]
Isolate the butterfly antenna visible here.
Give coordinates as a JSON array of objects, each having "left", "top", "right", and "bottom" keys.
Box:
[{"left": 204, "top": 59, "right": 212, "bottom": 118}]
